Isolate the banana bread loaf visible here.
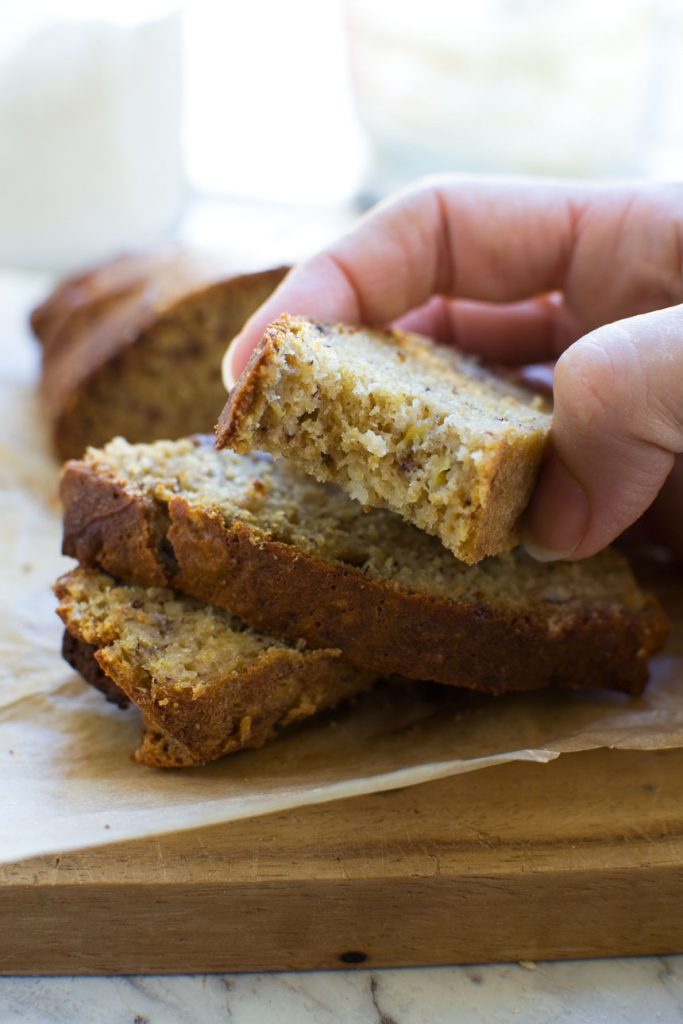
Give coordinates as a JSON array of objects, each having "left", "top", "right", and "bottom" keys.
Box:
[
  {"left": 216, "top": 315, "right": 551, "bottom": 562},
  {"left": 56, "top": 567, "right": 375, "bottom": 768},
  {"left": 32, "top": 249, "right": 287, "bottom": 459},
  {"left": 60, "top": 437, "right": 669, "bottom": 696}
]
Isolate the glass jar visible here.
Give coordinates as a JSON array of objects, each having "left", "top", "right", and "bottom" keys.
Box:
[{"left": 0, "top": 0, "right": 184, "bottom": 271}]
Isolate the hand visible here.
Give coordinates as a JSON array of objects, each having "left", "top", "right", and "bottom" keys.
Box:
[{"left": 223, "top": 177, "right": 683, "bottom": 561}]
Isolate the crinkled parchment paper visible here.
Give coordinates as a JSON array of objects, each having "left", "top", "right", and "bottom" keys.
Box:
[{"left": 1, "top": 271, "right": 682, "bottom": 866}]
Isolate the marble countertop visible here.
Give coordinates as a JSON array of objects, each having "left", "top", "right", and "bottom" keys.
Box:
[{"left": 2, "top": 957, "right": 683, "bottom": 1023}]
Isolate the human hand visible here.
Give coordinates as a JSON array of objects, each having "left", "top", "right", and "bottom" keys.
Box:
[{"left": 222, "top": 177, "right": 683, "bottom": 561}]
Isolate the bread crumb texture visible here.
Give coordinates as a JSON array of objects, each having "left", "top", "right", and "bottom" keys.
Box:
[
  {"left": 81, "top": 436, "right": 644, "bottom": 612},
  {"left": 60, "top": 437, "right": 669, "bottom": 696},
  {"left": 56, "top": 566, "right": 373, "bottom": 767},
  {"left": 217, "top": 315, "right": 552, "bottom": 562}
]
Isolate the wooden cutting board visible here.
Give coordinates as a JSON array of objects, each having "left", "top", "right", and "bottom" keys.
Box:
[{"left": 3, "top": 743, "right": 683, "bottom": 974}]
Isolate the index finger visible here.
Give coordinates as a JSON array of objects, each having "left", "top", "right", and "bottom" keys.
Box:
[{"left": 223, "top": 176, "right": 683, "bottom": 385}]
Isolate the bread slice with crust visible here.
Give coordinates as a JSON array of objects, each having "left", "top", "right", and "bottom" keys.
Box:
[
  {"left": 216, "top": 315, "right": 551, "bottom": 563},
  {"left": 56, "top": 567, "right": 375, "bottom": 768},
  {"left": 59, "top": 436, "right": 669, "bottom": 697},
  {"left": 32, "top": 249, "right": 287, "bottom": 460}
]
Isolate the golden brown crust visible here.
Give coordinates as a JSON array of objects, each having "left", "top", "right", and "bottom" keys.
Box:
[
  {"left": 61, "top": 630, "right": 130, "bottom": 708},
  {"left": 65, "top": 633, "right": 213, "bottom": 768},
  {"left": 465, "top": 440, "right": 538, "bottom": 563},
  {"left": 62, "top": 633, "right": 193, "bottom": 767},
  {"left": 166, "top": 500, "right": 666, "bottom": 696},
  {"left": 60, "top": 460, "right": 170, "bottom": 586},
  {"left": 60, "top": 458, "right": 670, "bottom": 697},
  {"left": 97, "top": 636, "right": 367, "bottom": 768},
  {"left": 215, "top": 331, "right": 277, "bottom": 450},
  {"left": 134, "top": 727, "right": 199, "bottom": 769},
  {"left": 56, "top": 570, "right": 374, "bottom": 768},
  {"left": 34, "top": 250, "right": 287, "bottom": 459}
]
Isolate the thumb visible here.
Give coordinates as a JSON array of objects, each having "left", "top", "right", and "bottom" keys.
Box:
[{"left": 524, "top": 305, "right": 683, "bottom": 560}]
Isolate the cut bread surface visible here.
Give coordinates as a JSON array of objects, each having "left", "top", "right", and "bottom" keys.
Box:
[
  {"left": 60, "top": 437, "right": 669, "bottom": 696},
  {"left": 216, "top": 315, "right": 551, "bottom": 563},
  {"left": 57, "top": 567, "right": 373, "bottom": 768}
]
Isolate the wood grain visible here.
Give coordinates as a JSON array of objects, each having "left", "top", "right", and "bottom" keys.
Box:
[{"left": 3, "top": 745, "right": 683, "bottom": 974}]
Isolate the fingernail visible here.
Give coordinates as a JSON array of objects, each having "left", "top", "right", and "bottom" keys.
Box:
[
  {"left": 523, "top": 456, "right": 589, "bottom": 562},
  {"left": 522, "top": 534, "right": 575, "bottom": 562},
  {"left": 221, "top": 345, "right": 237, "bottom": 392}
]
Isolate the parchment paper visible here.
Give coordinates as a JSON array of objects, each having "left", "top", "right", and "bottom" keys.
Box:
[{"left": 1, "top": 271, "right": 682, "bottom": 866}]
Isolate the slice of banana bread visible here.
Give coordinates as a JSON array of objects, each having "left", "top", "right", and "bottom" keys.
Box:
[
  {"left": 56, "top": 567, "right": 375, "bottom": 768},
  {"left": 216, "top": 315, "right": 551, "bottom": 563},
  {"left": 60, "top": 437, "right": 669, "bottom": 696},
  {"left": 32, "top": 249, "right": 287, "bottom": 460}
]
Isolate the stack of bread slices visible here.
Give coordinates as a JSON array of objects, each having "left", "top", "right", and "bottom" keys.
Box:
[{"left": 41, "top": 256, "right": 669, "bottom": 768}]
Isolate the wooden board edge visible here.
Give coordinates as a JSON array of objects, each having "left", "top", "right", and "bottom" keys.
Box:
[{"left": 3, "top": 865, "right": 683, "bottom": 974}]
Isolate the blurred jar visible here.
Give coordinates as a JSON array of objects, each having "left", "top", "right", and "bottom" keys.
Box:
[
  {"left": 0, "top": 0, "right": 184, "bottom": 272},
  {"left": 346, "top": 0, "right": 683, "bottom": 199}
]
